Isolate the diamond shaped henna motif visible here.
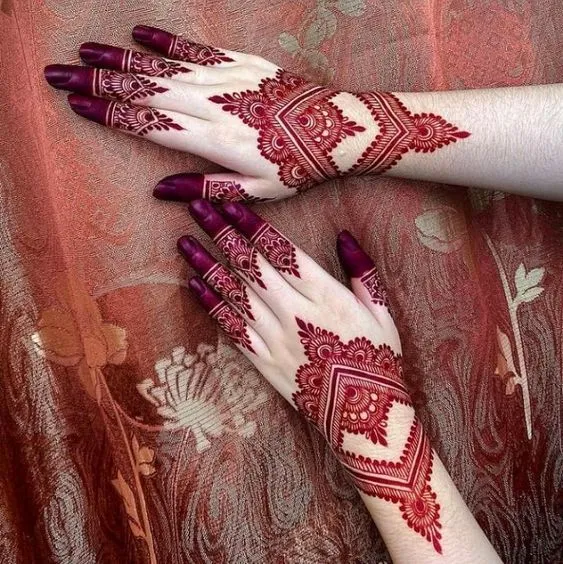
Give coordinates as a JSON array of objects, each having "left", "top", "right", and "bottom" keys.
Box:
[
  {"left": 361, "top": 267, "right": 390, "bottom": 309},
  {"left": 292, "top": 318, "right": 442, "bottom": 553},
  {"left": 351, "top": 91, "right": 470, "bottom": 175},
  {"left": 249, "top": 223, "right": 300, "bottom": 278},
  {"left": 210, "top": 70, "right": 365, "bottom": 192}
]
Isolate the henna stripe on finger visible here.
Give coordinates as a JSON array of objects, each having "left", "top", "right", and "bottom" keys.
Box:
[
  {"left": 79, "top": 42, "right": 190, "bottom": 78},
  {"left": 337, "top": 231, "right": 389, "bottom": 309},
  {"left": 222, "top": 202, "right": 300, "bottom": 278},
  {"left": 45, "top": 65, "right": 168, "bottom": 103},
  {"left": 188, "top": 200, "right": 265, "bottom": 289},
  {"left": 132, "top": 25, "right": 234, "bottom": 66},
  {"left": 178, "top": 236, "right": 254, "bottom": 320},
  {"left": 67, "top": 94, "right": 184, "bottom": 135},
  {"left": 189, "top": 277, "right": 254, "bottom": 353}
]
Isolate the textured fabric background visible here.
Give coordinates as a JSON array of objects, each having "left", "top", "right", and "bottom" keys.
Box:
[{"left": 0, "top": 1, "right": 562, "bottom": 562}]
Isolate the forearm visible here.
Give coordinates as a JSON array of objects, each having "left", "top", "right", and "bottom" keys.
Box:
[
  {"left": 358, "top": 443, "right": 501, "bottom": 563},
  {"left": 370, "top": 84, "right": 563, "bottom": 200}
]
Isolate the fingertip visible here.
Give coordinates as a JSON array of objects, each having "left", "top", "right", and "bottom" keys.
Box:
[
  {"left": 221, "top": 201, "right": 243, "bottom": 222},
  {"left": 177, "top": 235, "right": 198, "bottom": 257},
  {"left": 153, "top": 173, "right": 204, "bottom": 201},
  {"left": 336, "top": 230, "right": 375, "bottom": 279},
  {"left": 188, "top": 276, "right": 207, "bottom": 297}
]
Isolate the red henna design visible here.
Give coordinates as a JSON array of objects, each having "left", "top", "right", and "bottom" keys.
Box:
[
  {"left": 213, "top": 226, "right": 265, "bottom": 289},
  {"left": 169, "top": 36, "right": 234, "bottom": 65},
  {"left": 203, "top": 262, "right": 254, "bottom": 320},
  {"left": 209, "top": 301, "right": 254, "bottom": 353},
  {"left": 360, "top": 267, "right": 390, "bottom": 309},
  {"left": 106, "top": 102, "right": 184, "bottom": 136},
  {"left": 249, "top": 223, "right": 300, "bottom": 278},
  {"left": 292, "top": 318, "right": 442, "bottom": 553},
  {"left": 210, "top": 70, "right": 365, "bottom": 191},
  {"left": 127, "top": 50, "right": 190, "bottom": 78},
  {"left": 94, "top": 69, "right": 168, "bottom": 103},
  {"left": 203, "top": 180, "right": 271, "bottom": 203},
  {"left": 351, "top": 92, "right": 470, "bottom": 175}
]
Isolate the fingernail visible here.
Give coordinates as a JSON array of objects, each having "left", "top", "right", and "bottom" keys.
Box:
[
  {"left": 337, "top": 230, "right": 374, "bottom": 278},
  {"left": 177, "top": 235, "right": 198, "bottom": 258},
  {"left": 44, "top": 64, "right": 73, "bottom": 88},
  {"left": 67, "top": 94, "right": 109, "bottom": 126},
  {"left": 153, "top": 173, "right": 204, "bottom": 201},
  {"left": 79, "top": 42, "right": 113, "bottom": 66},
  {"left": 188, "top": 199, "right": 214, "bottom": 221},
  {"left": 189, "top": 277, "right": 207, "bottom": 297},
  {"left": 222, "top": 202, "right": 243, "bottom": 222},
  {"left": 132, "top": 25, "right": 155, "bottom": 43},
  {"left": 337, "top": 230, "right": 360, "bottom": 252}
]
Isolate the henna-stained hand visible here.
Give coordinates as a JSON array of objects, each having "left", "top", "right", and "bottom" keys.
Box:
[
  {"left": 178, "top": 200, "right": 449, "bottom": 553},
  {"left": 44, "top": 25, "right": 470, "bottom": 203}
]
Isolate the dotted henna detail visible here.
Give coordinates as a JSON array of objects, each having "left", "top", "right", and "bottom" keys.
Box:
[
  {"left": 292, "top": 318, "right": 442, "bottom": 553},
  {"left": 351, "top": 91, "right": 470, "bottom": 175},
  {"left": 126, "top": 50, "right": 190, "bottom": 78},
  {"left": 210, "top": 69, "right": 365, "bottom": 192},
  {"left": 94, "top": 69, "right": 168, "bottom": 103},
  {"left": 209, "top": 302, "right": 254, "bottom": 353},
  {"left": 106, "top": 103, "right": 184, "bottom": 136},
  {"left": 203, "top": 262, "right": 254, "bottom": 320},
  {"left": 250, "top": 223, "right": 300, "bottom": 278},
  {"left": 213, "top": 226, "right": 265, "bottom": 289},
  {"left": 169, "top": 36, "right": 234, "bottom": 65},
  {"left": 203, "top": 180, "right": 272, "bottom": 203},
  {"left": 361, "top": 267, "right": 389, "bottom": 309}
]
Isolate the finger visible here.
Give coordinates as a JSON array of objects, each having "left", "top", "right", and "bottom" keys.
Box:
[
  {"left": 221, "top": 202, "right": 332, "bottom": 302},
  {"left": 153, "top": 172, "right": 277, "bottom": 204},
  {"left": 79, "top": 42, "right": 227, "bottom": 85},
  {"left": 188, "top": 276, "right": 268, "bottom": 358},
  {"left": 132, "top": 25, "right": 240, "bottom": 67},
  {"left": 46, "top": 65, "right": 218, "bottom": 120},
  {"left": 336, "top": 231, "right": 393, "bottom": 322},
  {"left": 66, "top": 94, "right": 220, "bottom": 157},
  {"left": 188, "top": 200, "right": 308, "bottom": 316},
  {"left": 178, "top": 235, "right": 283, "bottom": 340}
]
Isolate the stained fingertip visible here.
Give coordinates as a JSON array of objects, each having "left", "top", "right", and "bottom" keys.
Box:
[
  {"left": 188, "top": 276, "right": 208, "bottom": 298},
  {"left": 45, "top": 64, "right": 94, "bottom": 93},
  {"left": 336, "top": 230, "right": 375, "bottom": 278},
  {"left": 153, "top": 173, "right": 204, "bottom": 201},
  {"left": 177, "top": 235, "right": 198, "bottom": 258},
  {"left": 80, "top": 42, "right": 124, "bottom": 68},
  {"left": 132, "top": 25, "right": 174, "bottom": 55},
  {"left": 67, "top": 94, "right": 111, "bottom": 126},
  {"left": 221, "top": 201, "right": 243, "bottom": 222}
]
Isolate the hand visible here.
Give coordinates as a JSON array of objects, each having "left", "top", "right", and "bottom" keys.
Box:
[
  {"left": 179, "top": 199, "right": 445, "bottom": 554},
  {"left": 44, "top": 25, "right": 470, "bottom": 204}
]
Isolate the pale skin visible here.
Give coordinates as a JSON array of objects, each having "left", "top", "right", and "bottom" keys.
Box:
[{"left": 43, "top": 24, "right": 558, "bottom": 561}]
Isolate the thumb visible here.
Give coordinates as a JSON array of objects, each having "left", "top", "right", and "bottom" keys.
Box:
[{"left": 336, "top": 230, "right": 391, "bottom": 319}]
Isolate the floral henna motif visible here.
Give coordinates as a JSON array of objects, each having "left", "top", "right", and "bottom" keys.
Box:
[
  {"left": 213, "top": 226, "right": 265, "bottom": 289},
  {"left": 351, "top": 91, "right": 470, "bottom": 175},
  {"left": 127, "top": 50, "right": 190, "bottom": 78},
  {"left": 292, "top": 318, "right": 442, "bottom": 553},
  {"left": 249, "top": 223, "right": 300, "bottom": 278},
  {"left": 203, "top": 262, "right": 254, "bottom": 320},
  {"left": 106, "top": 103, "right": 184, "bottom": 136},
  {"left": 203, "top": 180, "right": 271, "bottom": 203},
  {"left": 209, "top": 302, "right": 254, "bottom": 353},
  {"left": 94, "top": 69, "right": 168, "bottom": 103},
  {"left": 210, "top": 70, "right": 365, "bottom": 191},
  {"left": 361, "top": 267, "right": 389, "bottom": 309},
  {"left": 169, "top": 36, "right": 234, "bottom": 65}
]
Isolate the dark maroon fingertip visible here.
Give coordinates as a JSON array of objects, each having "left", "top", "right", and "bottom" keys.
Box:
[
  {"left": 336, "top": 230, "right": 375, "bottom": 278},
  {"left": 188, "top": 276, "right": 207, "bottom": 297},
  {"left": 177, "top": 235, "right": 199, "bottom": 258},
  {"left": 132, "top": 25, "right": 174, "bottom": 54},
  {"left": 221, "top": 201, "right": 243, "bottom": 222},
  {"left": 153, "top": 173, "right": 204, "bottom": 201},
  {"left": 188, "top": 199, "right": 227, "bottom": 238},
  {"left": 67, "top": 93, "right": 111, "bottom": 126},
  {"left": 188, "top": 198, "right": 214, "bottom": 218},
  {"left": 79, "top": 42, "right": 124, "bottom": 68},
  {"left": 44, "top": 64, "right": 94, "bottom": 93}
]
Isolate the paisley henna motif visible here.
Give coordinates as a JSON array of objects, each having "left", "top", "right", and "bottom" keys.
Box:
[
  {"left": 360, "top": 267, "right": 390, "bottom": 309},
  {"left": 94, "top": 69, "right": 168, "bottom": 102},
  {"left": 203, "top": 262, "right": 254, "bottom": 320},
  {"left": 292, "top": 318, "right": 442, "bottom": 553},
  {"left": 107, "top": 103, "right": 184, "bottom": 136},
  {"left": 213, "top": 226, "right": 265, "bottom": 289},
  {"left": 203, "top": 180, "right": 271, "bottom": 203}
]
